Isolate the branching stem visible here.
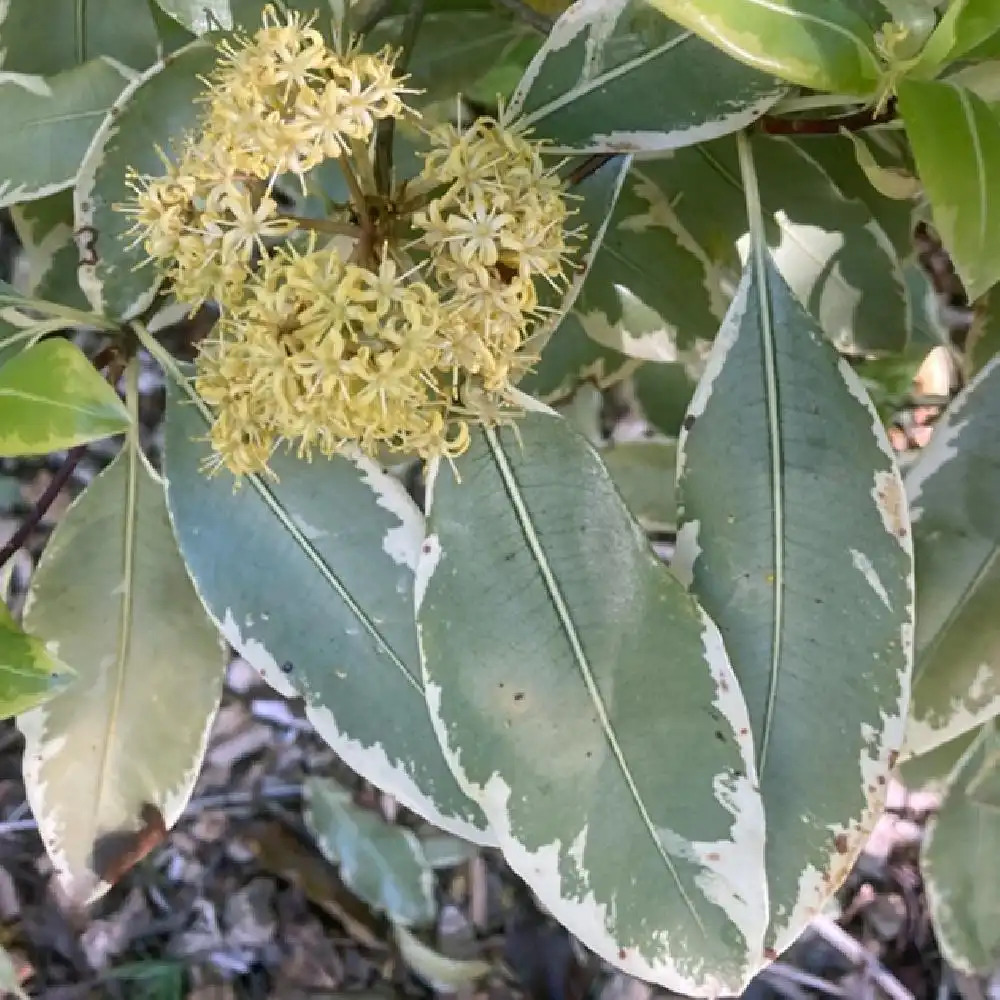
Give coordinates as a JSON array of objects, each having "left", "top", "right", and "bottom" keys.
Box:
[{"left": 374, "top": 0, "right": 425, "bottom": 196}]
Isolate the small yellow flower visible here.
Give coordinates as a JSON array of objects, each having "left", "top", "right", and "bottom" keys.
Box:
[{"left": 121, "top": 6, "right": 578, "bottom": 479}]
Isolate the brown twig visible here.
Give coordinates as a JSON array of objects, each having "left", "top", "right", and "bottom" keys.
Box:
[
  {"left": 0, "top": 348, "right": 125, "bottom": 574},
  {"left": 759, "top": 101, "right": 896, "bottom": 135},
  {"left": 374, "top": 0, "right": 425, "bottom": 197}
]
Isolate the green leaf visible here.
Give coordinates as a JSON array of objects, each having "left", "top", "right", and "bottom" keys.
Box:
[
  {"left": 617, "top": 137, "right": 910, "bottom": 355},
  {"left": 902, "top": 356, "right": 1000, "bottom": 757},
  {"left": 304, "top": 778, "right": 436, "bottom": 927},
  {"left": 912, "top": 0, "right": 1000, "bottom": 77},
  {"left": 793, "top": 131, "right": 918, "bottom": 256},
  {"left": 897, "top": 726, "right": 979, "bottom": 793},
  {"left": 898, "top": 79, "right": 1000, "bottom": 303},
  {"left": 18, "top": 437, "right": 225, "bottom": 906},
  {"left": 922, "top": 722, "right": 1000, "bottom": 973},
  {"left": 645, "top": 0, "right": 882, "bottom": 94},
  {"left": 417, "top": 410, "right": 767, "bottom": 995},
  {"left": 967, "top": 289, "right": 1000, "bottom": 373},
  {"left": 633, "top": 361, "right": 700, "bottom": 437},
  {"left": 571, "top": 165, "right": 726, "bottom": 365},
  {"left": 520, "top": 311, "right": 634, "bottom": 401},
  {"left": 529, "top": 155, "right": 633, "bottom": 357},
  {"left": 0, "top": 0, "right": 161, "bottom": 74},
  {"left": 0, "top": 602, "right": 71, "bottom": 720},
  {"left": 74, "top": 40, "right": 220, "bottom": 322},
  {"left": 153, "top": 0, "right": 343, "bottom": 35},
  {"left": 9, "top": 192, "right": 90, "bottom": 310},
  {"left": 163, "top": 381, "right": 491, "bottom": 845},
  {"left": 600, "top": 437, "right": 678, "bottom": 531},
  {"left": 371, "top": 11, "right": 536, "bottom": 105},
  {"left": 0, "top": 339, "right": 130, "bottom": 457},
  {"left": 674, "top": 249, "right": 914, "bottom": 955},
  {"left": 509, "top": 0, "right": 784, "bottom": 153},
  {"left": 0, "top": 59, "right": 130, "bottom": 210}
]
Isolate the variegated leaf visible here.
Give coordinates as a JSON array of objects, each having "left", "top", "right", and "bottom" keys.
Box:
[
  {"left": 573, "top": 165, "right": 726, "bottom": 365},
  {"left": 19, "top": 429, "right": 225, "bottom": 906},
  {"left": 523, "top": 154, "right": 634, "bottom": 366},
  {"left": 0, "top": 339, "right": 131, "bottom": 457},
  {"left": 674, "top": 249, "right": 914, "bottom": 955},
  {"left": 75, "top": 40, "right": 219, "bottom": 321},
  {"left": 520, "top": 310, "right": 634, "bottom": 401},
  {"left": 0, "top": 0, "right": 160, "bottom": 74},
  {"left": 0, "top": 601, "right": 71, "bottom": 720},
  {"left": 305, "top": 778, "right": 436, "bottom": 927},
  {"left": 903, "top": 356, "right": 1000, "bottom": 757},
  {"left": 896, "top": 727, "right": 979, "bottom": 794},
  {"left": 9, "top": 191, "right": 89, "bottom": 309},
  {"left": 507, "top": 0, "right": 784, "bottom": 153},
  {"left": 616, "top": 135, "right": 910, "bottom": 355},
  {"left": 898, "top": 79, "right": 1000, "bottom": 303},
  {"left": 923, "top": 721, "right": 1000, "bottom": 973},
  {"left": 163, "top": 378, "right": 492, "bottom": 845},
  {"left": 0, "top": 59, "right": 131, "bottom": 209},
  {"left": 645, "top": 0, "right": 882, "bottom": 94},
  {"left": 418, "top": 410, "right": 768, "bottom": 996}
]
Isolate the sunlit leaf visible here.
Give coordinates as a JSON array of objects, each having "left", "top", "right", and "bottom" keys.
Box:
[
  {"left": 19, "top": 434, "right": 225, "bottom": 905},
  {"left": 0, "top": 339, "right": 130, "bottom": 457},
  {"left": 898, "top": 79, "right": 1000, "bottom": 302}
]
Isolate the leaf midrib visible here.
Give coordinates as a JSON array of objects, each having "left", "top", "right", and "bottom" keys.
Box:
[
  {"left": 93, "top": 438, "right": 138, "bottom": 828},
  {"left": 522, "top": 28, "right": 693, "bottom": 127},
  {"left": 173, "top": 384, "right": 421, "bottom": 693},
  {"left": 482, "top": 425, "right": 707, "bottom": 933}
]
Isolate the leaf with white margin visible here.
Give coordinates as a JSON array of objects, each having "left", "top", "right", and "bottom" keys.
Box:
[
  {"left": 507, "top": 0, "right": 784, "bottom": 153},
  {"left": 0, "top": 339, "right": 131, "bottom": 457},
  {"left": 645, "top": 0, "right": 882, "bottom": 94},
  {"left": 520, "top": 310, "right": 635, "bottom": 402},
  {"left": 0, "top": 59, "right": 130, "bottom": 210},
  {"left": 528, "top": 155, "right": 634, "bottom": 360},
  {"left": 902, "top": 356, "right": 1000, "bottom": 758},
  {"left": 0, "top": 0, "right": 160, "bottom": 74},
  {"left": 417, "top": 410, "right": 767, "bottom": 996},
  {"left": 304, "top": 777, "right": 436, "bottom": 927},
  {"left": 10, "top": 191, "right": 89, "bottom": 310},
  {"left": 897, "top": 726, "right": 979, "bottom": 795},
  {"left": 163, "top": 377, "right": 491, "bottom": 845},
  {"left": 625, "top": 136, "right": 910, "bottom": 355},
  {"left": 17, "top": 426, "right": 225, "bottom": 906},
  {"left": 898, "top": 79, "right": 1000, "bottom": 303},
  {"left": 923, "top": 720, "right": 1000, "bottom": 973},
  {"left": 572, "top": 164, "right": 727, "bottom": 366},
  {"left": 674, "top": 249, "right": 914, "bottom": 956},
  {"left": 74, "top": 40, "right": 219, "bottom": 322},
  {"left": 0, "top": 600, "right": 72, "bottom": 720}
]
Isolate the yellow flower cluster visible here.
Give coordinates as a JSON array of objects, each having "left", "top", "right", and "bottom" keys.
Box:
[
  {"left": 123, "top": 7, "right": 577, "bottom": 478},
  {"left": 414, "top": 118, "right": 575, "bottom": 393}
]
